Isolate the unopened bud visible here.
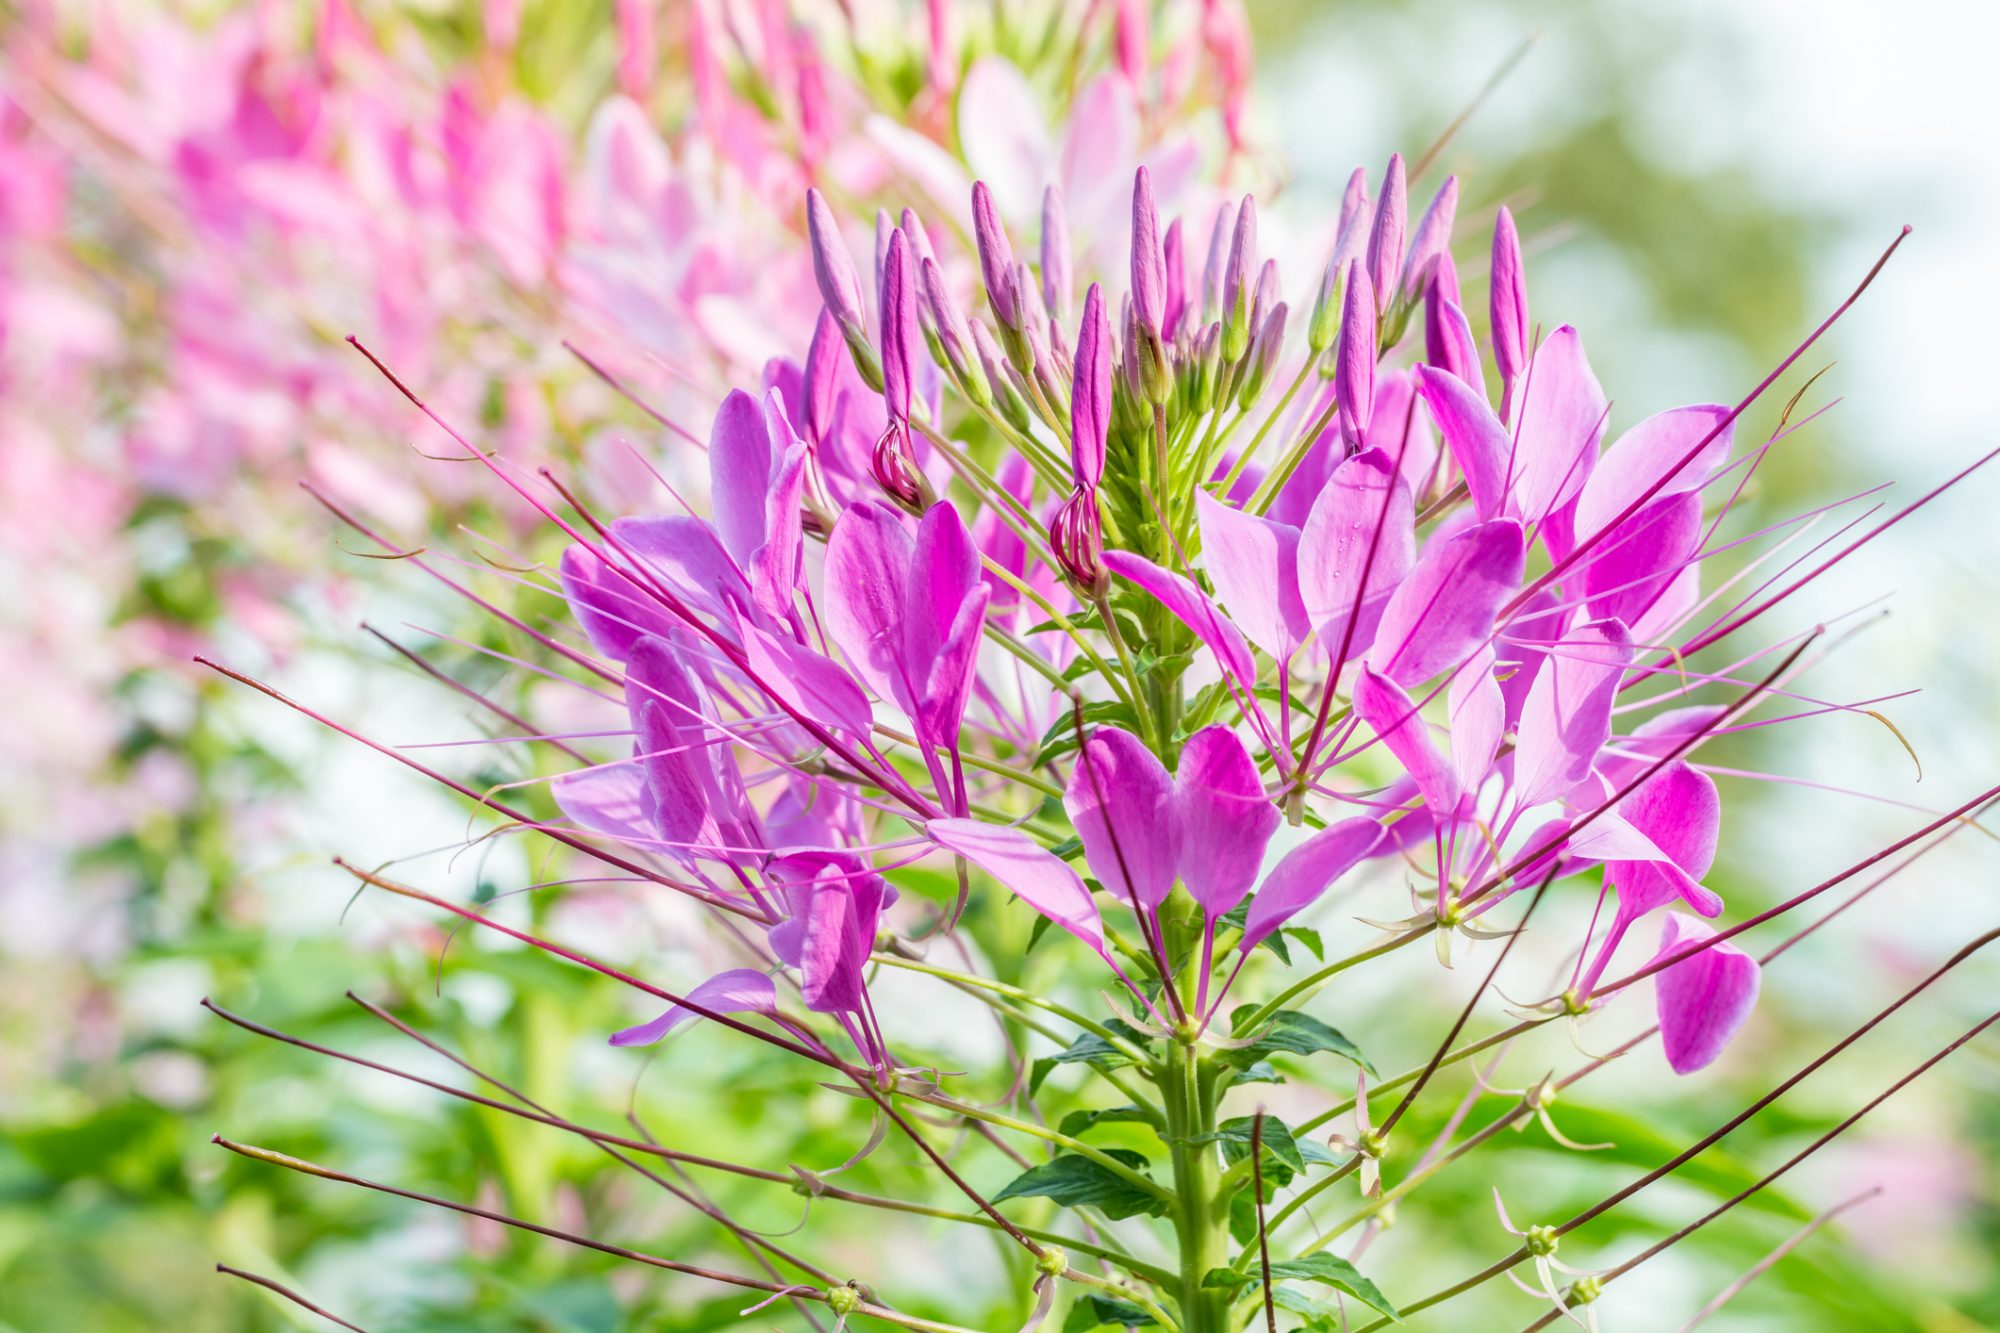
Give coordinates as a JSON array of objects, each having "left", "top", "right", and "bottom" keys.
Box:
[
  {"left": 1237, "top": 301, "right": 1287, "bottom": 409},
  {"left": 972, "top": 179, "right": 1020, "bottom": 329},
  {"left": 1220, "top": 194, "right": 1258, "bottom": 362}
]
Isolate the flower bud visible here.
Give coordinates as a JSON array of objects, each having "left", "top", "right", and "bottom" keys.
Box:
[
  {"left": 900, "top": 206, "right": 939, "bottom": 272},
  {"left": 806, "top": 188, "right": 865, "bottom": 338},
  {"left": 1220, "top": 193, "right": 1257, "bottom": 362},
  {"left": 878, "top": 228, "right": 917, "bottom": 427},
  {"left": 1200, "top": 198, "right": 1235, "bottom": 325},
  {"left": 803, "top": 306, "right": 842, "bottom": 446},
  {"left": 1335, "top": 261, "right": 1377, "bottom": 452},
  {"left": 972, "top": 318, "right": 1033, "bottom": 432},
  {"left": 1365, "top": 152, "right": 1406, "bottom": 307},
  {"left": 1307, "top": 259, "right": 1343, "bottom": 354},
  {"left": 1425, "top": 288, "right": 1482, "bottom": 394},
  {"left": 1401, "top": 174, "right": 1458, "bottom": 303},
  {"left": 1161, "top": 216, "right": 1186, "bottom": 338},
  {"left": 1237, "top": 300, "right": 1287, "bottom": 409},
  {"left": 1338, "top": 164, "right": 1371, "bottom": 239},
  {"left": 1490, "top": 205, "right": 1530, "bottom": 422},
  {"left": 922, "top": 256, "right": 990, "bottom": 405},
  {"left": 1070, "top": 284, "right": 1111, "bottom": 487},
  {"left": 971, "top": 179, "right": 1020, "bottom": 330},
  {"left": 1040, "top": 185, "right": 1072, "bottom": 323},
  {"left": 1130, "top": 166, "right": 1166, "bottom": 337}
]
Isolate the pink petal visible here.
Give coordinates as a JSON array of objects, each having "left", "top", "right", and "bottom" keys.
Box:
[
  {"left": 1174, "top": 726, "right": 1279, "bottom": 915},
  {"left": 1196, "top": 490, "right": 1309, "bottom": 660},
  {"left": 1508, "top": 326, "right": 1607, "bottom": 524},
  {"left": 1653, "top": 915, "right": 1760, "bottom": 1074},
  {"left": 1299, "top": 446, "right": 1415, "bottom": 659},
  {"left": 1580, "top": 494, "right": 1703, "bottom": 629},
  {"left": 957, "top": 58, "right": 1052, "bottom": 221},
  {"left": 1414, "top": 363, "right": 1511, "bottom": 520},
  {"left": 735, "top": 611, "right": 875, "bottom": 738},
  {"left": 1240, "top": 817, "right": 1385, "bottom": 952},
  {"left": 823, "top": 501, "right": 913, "bottom": 705},
  {"left": 627, "top": 638, "right": 759, "bottom": 860},
  {"left": 1574, "top": 404, "right": 1733, "bottom": 542},
  {"left": 1512, "top": 617, "right": 1633, "bottom": 809},
  {"left": 1102, "top": 549, "right": 1257, "bottom": 688},
  {"left": 611, "top": 968, "right": 776, "bottom": 1047},
  {"left": 552, "top": 765, "right": 652, "bottom": 844},
  {"left": 928, "top": 817, "right": 1107, "bottom": 956},
  {"left": 1354, "top": 667, "right": 1459, "bottom": 817},
  {"left": 1448, "top": 646, "right": 1505, "bottom": 793},
  {"left": 708, "top": 388, "right": 771, "bottom": 569},
  {"left": 1369, "top": 518, "right": 1526, "bottom": 686},
  {"left": 1065, "top": 726, "right": 1181, "bottom": 910},
  {"left": 1371, "top": 369, "right": 1441, "bottom": 498}
]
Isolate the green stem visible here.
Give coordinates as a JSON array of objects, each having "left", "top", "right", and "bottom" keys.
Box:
[{"left": 1162, "top": 1042, "right": 1232, "bottom": 1333}]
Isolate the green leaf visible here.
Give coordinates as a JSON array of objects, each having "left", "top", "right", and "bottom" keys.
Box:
[
  {"left": 1266, "top": 1254, "right": 1401, "bottom": 1320},
  {"left": 1194, "top": 1115, "right": 1306, "bottom": 1175},
  {"left": 1203, "top": 1257, "right": 1401, "bottom": 1324},
  {"left": 1224, "top": 1008, "right": 1376, "bottom": 1076},
  {"left": 1036, "top": 701, "right": 1139, "bottom": 763},
  {"left": 1058, "top": 1105, "right": 1155, "bottom": 1138},
  {"left": 1062, "top": 1292, "right": 1157, "bottom": 1330},
  {"left": 1221, "top": 1059, "right": 1284, "bottom": 1089},
  {"left": 992, "top": 1152, "right": 1168, "bottom": 1221},
  {"left": 1030, "top": 1022, "right": 1154, "bottom": 1094}
]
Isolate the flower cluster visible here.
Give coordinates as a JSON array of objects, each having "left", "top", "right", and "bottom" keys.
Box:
[
  {"left": 197, "top": 8, "right": 2000, "bottom": 1333},
  {"left": 552, "top": 155, "right": 1765, "bottom": 1080}
]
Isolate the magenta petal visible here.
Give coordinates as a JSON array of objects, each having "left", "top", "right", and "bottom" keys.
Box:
[
  {"left": 919, "top": 583, "right": 990, "bottom": 743},
  {"left": 1174, "top": 726, "right": 1279, "bottom": 915},
  {"left": 775, "top": 852, "right": 887, "bottom": 1015},
  {"left": 1102, "top": 549, "right": 1257, "bottom": 688},
  {"left": 1355, "top": 667, "right": 1459, "bottom": 817},
  {"left": 627, "top": 638, "right": 760, "bottom": 860},
  {"left": 1369, "top": 518, "right": 1526, "bottom": 686},
  {"left": 610, "top": 968, "right": 776, "bottom": 1047},
  {"left": 1512, "top": 616, "right": 1633, "bottom": 808},
  {"left": 927, "top": 817, "right": 1107, "bottom": 956},
  {"left": 735, "top": 611, "right": 875, "bottom": 738},
  {"left": 1581, "top": 494, "right": 1703, "bottom": 629},
  {"left": 1299, "top": 446, "right": 1415, "bottom": 658},
  {"left": 823, "top": 501, "right": 914, "bottom": 705},
  {"left": 708, "top": 388, "right": 772, "bottom": 570},
  {"left": 1371, "top": 370, "right": 1441, "bottom": 498},
  {"left": 1196, "top": 490, "right": 1310, "bottom": 660},
  {"left": 1447, "top": 646, "right": 1504, "bottom": 793},
  {"left": 553, "top": 764, "right": 653, "bottom": 844},
  {"left": 1414, "top": 364, "right": 1511, "bottom": 520},
  {"left": 1574, "top": 404, "right": 1733, "bottom": 542},
  {"left": 1240, "top": 817, "right": 1385, "bottom": 952},
  {"left": 560, "top": 544, "right": 670, "bottom": 662},
  {"left": 1065, "top": 726, "right": 1181, "bottom": 910},
  {"left": 619, "top": 515, "right": 750, "bottom": 619},
  {"left": 1509, "top": 326, "right": 1608, "bottom": 523},
  {"left": 908, "top": 502, "right": 982, "bottom": 651},
  {"left": 1653, "top": 914, "right": 1760, "bottom": 1074}
]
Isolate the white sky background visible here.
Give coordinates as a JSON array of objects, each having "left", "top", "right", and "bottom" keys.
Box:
[
  {"left": 1260, "top": 0, "right": 2000, "bottom": 1309},
  {"left": 1261, "top": 0, "right": 2000, "bottom": 949}
]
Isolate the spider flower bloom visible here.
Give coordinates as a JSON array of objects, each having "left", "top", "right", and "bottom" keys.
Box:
[{"left": 214, "top": 41, "right": 1984, "bottom": 1326}]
